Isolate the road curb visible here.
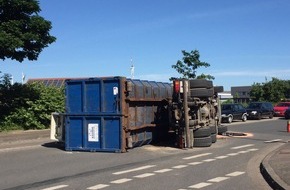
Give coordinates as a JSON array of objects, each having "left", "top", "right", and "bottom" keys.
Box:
[{"left": 260, "top": 143, "right": 290, "bottom": 190}]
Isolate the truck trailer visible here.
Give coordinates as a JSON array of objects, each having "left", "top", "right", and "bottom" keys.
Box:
[{"left": 50, "top": 77, "right": 225, "bottom": 152}]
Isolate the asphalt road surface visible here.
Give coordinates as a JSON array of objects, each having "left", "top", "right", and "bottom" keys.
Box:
[{"left": 0, "top": 118, "right": 289, "bottom": 190}]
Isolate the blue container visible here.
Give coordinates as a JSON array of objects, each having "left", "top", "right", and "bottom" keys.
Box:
[{"left": 64, "top": 77, "right": 172, "bottom": 152}]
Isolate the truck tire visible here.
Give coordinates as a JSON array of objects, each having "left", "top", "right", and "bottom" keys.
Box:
[
  {"left": 193, "top": 136, "right": 212, "bottom": 147},
  {"left": 189, "top": 79, "right": 213, "bottom": 89},
  {"left": 211, "top": 134, "right": 217, "bottom": 143},
  {"left": 190, "top": 88, "right": 214, "bottom": 97},
  {"left": 193, "top": 127, "right": 211, "bottom": 138},
  {"left": 218, "top": 125, "right": 228, "bottom": 135},
  {"left": 210, "top": 125, "right": 217, "bottom": 134}
]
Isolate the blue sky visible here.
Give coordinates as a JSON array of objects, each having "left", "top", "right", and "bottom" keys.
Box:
[{"left": 1, "top": 0, "right": 290, "bottom": 90}]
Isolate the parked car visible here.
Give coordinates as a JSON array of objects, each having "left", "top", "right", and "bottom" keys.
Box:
[
  {"left": 285, "top": 107, "right": 290, "bottom": 119},
  {"left": 246, "top": 102, "right": 274, "bottom": 120},
  {"left": 221, "top": 103, "right": 248, "bottom": 123},
  {"left": 273, "top": 102, "right": 290, "bottom": 117}
]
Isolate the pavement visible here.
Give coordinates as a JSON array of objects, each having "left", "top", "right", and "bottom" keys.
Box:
[
  {"left": 0, "top": 129, "right": 290, "bottom": 190},
  {"left": 260, "top": 141, "right": 290, "bottom": 190}
]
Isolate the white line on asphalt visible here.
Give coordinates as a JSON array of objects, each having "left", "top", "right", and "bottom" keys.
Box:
[
  {"left": 172, "top": 165, "right": 188, "bottom": 169},
  {"left": 41, "top": 185, "right": 68, "bottom": 190},
  {"left": 237, "top": 150, "right": 249, "bottom": 154},
  {"left": 183, "top": 153, "right": 212, "bottom": 160},
  {"left": 87, "top": 184, "right": 109, "bottom": 190},
  {"left": 134, "top": 173, "right": 155, "bottom": 178},
  {"left": 110, "top": 178, "right": 132, "bottom": 184},
  {"left": 189, "top": 182, "right": 212, "bottom": 189},
  {"left": 207, "top": 177, "right": 229, "bottom": 183},
  {"left": 226, "top": 171, "right": 245, "bottom": 177},
  {"left": 231, "top": 144, "right": 254, "bottom": 150},
  {"left": 264, "top": 139, "right": 282, "bottom": 143},
  {"left": 215, "top": 155, "right": 228, "bottom": 159},
  {"left": 112, "top": 165, "right": 156, "bottom": 175},
  {"left": 248, "top": 148, "right": 259, "bottom": 152},
  {"left": 203, "top": 159, "right": 216, "bottom": 162},
  {"left": 188, "top": 161, "right": 203, "bottom": 166},
  {"left": 154, "top": 168, "right": 173, "bottom": 173},
  {"left": 227, "top": 153, "right": 239, "bottom": 156}
]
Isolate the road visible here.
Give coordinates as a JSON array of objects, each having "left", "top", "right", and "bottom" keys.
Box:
[{"left": 0, "top": 118, "right": 289, "bottom": 190}]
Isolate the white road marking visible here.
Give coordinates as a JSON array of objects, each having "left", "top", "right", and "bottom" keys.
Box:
[
  {"left": 110, "top": 178, "right": 132, "bottom": 184},
  {"left": 183, "top": 153, "right": 212, "bottom": 160},
  {"left": 172, "top": 165, "right": 188, "bottom": 169},
  {"left": 248, "top": 148, "right": 259, "bottom": 152},
  {"left": 189, "top": 182, "right": 212, "bottom": 189},
  {"left": 226, "top": 171, "right": 245, "bottom": 177},
  {"left": 112, "top": 165, "right": 156, "bottom": 175},
  {"left": 227, "top": 153, "right": 239, "bottom": 156},
  {"left": 203, "top": 159, "right": 216, "bottom": 162},
  {"left": 207, "top": 176, "right": 229, "bottom": 183},
  {"left": 41, "top": 185, "right": 68, "bottom": 190},
  {"left": 188, "top": 162, "right": 203, "bottom": 165},
  {"left": 87, "top": 184, "right": 109, "bottom": 190},
  {"left": 215, "top": 155, "right": 228, "bottom": 159},
  {"left": 231, "top": 144, "right": 254, "bottom": 150},
  {"left": 185, "top": 171, "right": 245, "bottom": 189},
  {"left": 237, "top": 150, "right": 249, "bottom": 154},
  {"left": 134, "top": 173, "right": 155, "bottom": 178},
  {"left": 154, "top": 168, "right": 173, "bottom": 173},
  {"left": 264, "top": 139, "right": 282, "bottom": 143}
]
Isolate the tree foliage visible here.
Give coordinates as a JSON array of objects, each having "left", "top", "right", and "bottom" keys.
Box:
[
  {"left": 171, "top": 50, "right": 215, "bottom": 80},
  {"left": 0, "top": 74, "right": 64, "bottom": 131},
  {"left": 250, "top": 78, "right": 290, "bottom": 102},
  {"left": 0, "top": 0, "right": 56, "bottom": 62}
]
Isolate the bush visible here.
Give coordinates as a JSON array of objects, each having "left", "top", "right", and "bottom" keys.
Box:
[{"left": 0, "top": 78, "right": 65, "bottom": 132}]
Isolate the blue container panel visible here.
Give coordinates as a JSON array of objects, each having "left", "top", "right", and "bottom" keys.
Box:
[
  {"left": 85, "top": 81, "right": 101, "bottom": 113},
  {"left": 103, "top": 80, "right": 120, "bottom": 113},
  {"left": 65, "top": 116, "right": 122, "bottom": 152},
  {"left": 66, "top": 82, "right": 83, "bottom": 113},
  {"left": 66, "top": 78, "right": 121, "bottom": 114}
]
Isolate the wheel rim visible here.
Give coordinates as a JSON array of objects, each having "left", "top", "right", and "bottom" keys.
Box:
[
  {"left": 228, "top": 116, "right": 233, "bottom": 123},
  {"left": 243, "top": 115, "right": 247, "bottom": 121}
]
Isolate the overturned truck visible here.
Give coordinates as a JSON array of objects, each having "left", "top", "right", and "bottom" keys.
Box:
[{"left": 50, "top": 77, "right": 225, "bottom": 152}]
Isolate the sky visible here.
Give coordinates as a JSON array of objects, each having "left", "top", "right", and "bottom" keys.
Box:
[{"left": 1, "top": 0, "right": 290, "bottom": 90}]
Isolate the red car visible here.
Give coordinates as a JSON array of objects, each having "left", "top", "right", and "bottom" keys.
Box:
[{"left": 274, "top": 102, "right": 290, "bottom": 117}]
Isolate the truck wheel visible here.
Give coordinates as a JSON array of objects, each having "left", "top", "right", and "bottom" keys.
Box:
[
  {"left": 193, "top": 127, "right": 211, "bottom": 138},
  {"left": 257, "top": 113, "right": 262, "bottom": 120},
  {"left": 190, "top": 88, "right": 214, "bottom": 97},
  {"left": 211, "top": 134, "right": 217, "bottom": 143},
  {"left": 209, "top": 125, "right": 217, "bottom": 134},
  {"left": 193, "top": 136, "right": 212, "bottom": 147},
  {"left": 189, "top": 79, "right": 213, "bottom": 89},
  {"left": 218, "top": 125, "right": 228, "bottom": 135}
]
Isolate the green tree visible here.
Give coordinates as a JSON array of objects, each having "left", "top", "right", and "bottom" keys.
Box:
[
  {"left": 250, "top": 78, "right": 290, "bottom": 103},
  {"left": 0, "top": 73, "right": 65, "bottom": 131},
  {"left": 250, "top": 82, "right": 264, "bottom": 101},
  {"left": 0, "top": 0, "right": 56, "bottom": 62},
  {"left": 171, "top": 50, "right": 215, "bottom": 80}
]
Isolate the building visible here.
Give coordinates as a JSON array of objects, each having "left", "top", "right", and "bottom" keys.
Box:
[
  {"left": 218, "top": 91, "right": 233, "bottom": 103},
  {"left": 231, "top": 86, "right": 252, "bottom": 103}
]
